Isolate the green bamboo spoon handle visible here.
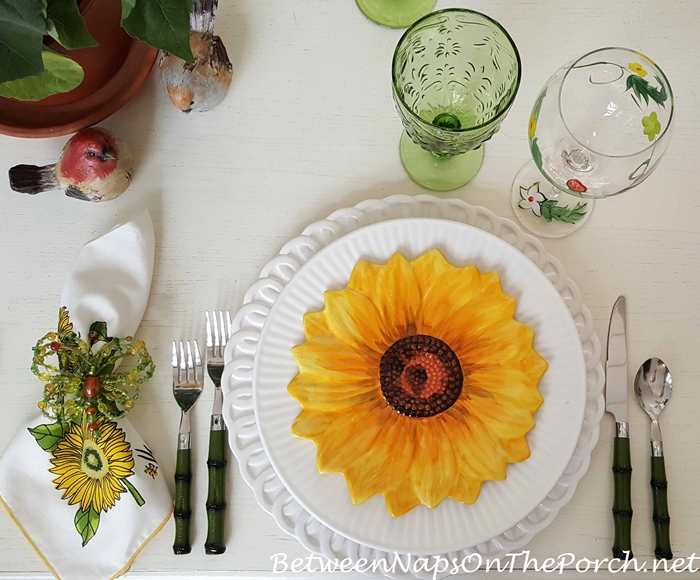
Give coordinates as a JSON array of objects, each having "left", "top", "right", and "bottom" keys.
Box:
[
  {"left": 634, "top": 358, "right": 674, "bottom": 561},
  {"left": 205, "top": 414, "right": 227, "bottom": 555},
  {"left": 612, "top": 431, "right": 633, "bottom": 560},
  {"left": 173, "top": 443, "right": 192, "bottom": 555},
  {"left": 651, "top": 452, "right": 672, "bottom": 560}
]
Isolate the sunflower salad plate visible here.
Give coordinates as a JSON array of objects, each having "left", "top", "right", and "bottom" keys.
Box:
[
  {"left": 288, "top": 249, "right": 548, "bottom": 518},
  {"left": 222, "top": 196, "right": 604, "bottom": 576}
]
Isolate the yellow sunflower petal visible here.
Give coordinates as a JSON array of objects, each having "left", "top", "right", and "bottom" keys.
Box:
[
  {"left": 347, "top": 259, "right": 384, "bottom": 295},
  {"left": 501, "top": 437, "right": 531, "bottom": 463},
  {"left": 466, "top": 396, "right": 537, "bottom": 440},
  {"left": 303, "top": 310, "right": 331, "bottom": 340},
  {"left": 314, "top": 401, "right": 391, "bottom": 475},
  {"left": 410, "top": 418, "right": 459, "bottom": 508},
  {"left": 449, "top": 476, "right": 482, "bottom": 505},
  {"left": 292, "top": 336, "right": 379, "bottom": 384},
  {"left": 371, "top": 253, "right": 421, "bottom": 340},
  {"left": 343, "top": 413, "right": 416, "bottom": 504},
  {"left": 410, "top": 249, "right": 454, "bottom": 299},
  {"left": 439, "top": 294, "right": 516, "bottom": 351},
  {"left": 458, "top": 320, "right": 538, "bottom": 368},
  {"left": 291, "top": 408, "right": 337, "bottom": 441},
  {"left": 384, "top": 478, "right": 422, "bottom": 517},
  {"left": 446, "top": 403, "right": 508, "bottom": 480},
  {"left": 417, "top": 265, "right": 480, "bottom": 334},
  {"left": 323, "top": 289, "right": 389, "bottom": 353},
  {"left": 464, "top": 367, "right": 544, "bottom": 413},
  {"left": 289, "top": 374, "right": 379, "bottom": 411}
]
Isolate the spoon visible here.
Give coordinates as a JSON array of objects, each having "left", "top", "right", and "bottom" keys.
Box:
[{"left": 634, "top": 357, "right": 673, "bottom": 560}]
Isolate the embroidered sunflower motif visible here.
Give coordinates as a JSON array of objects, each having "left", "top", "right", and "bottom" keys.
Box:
[
  {"left": 49, "top": 420, "right": 135, "bottom": 513},
  {"left": 288, "top": 250, "right": 548, "bottom": 517}
]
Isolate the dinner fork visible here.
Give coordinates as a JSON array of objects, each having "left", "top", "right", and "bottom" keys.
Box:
[
  {"left": 172, "top": 340, "right": 203, "bottom": 555},
  {"left": 204, "top": 311, "right": 232, "bottom": 555}
]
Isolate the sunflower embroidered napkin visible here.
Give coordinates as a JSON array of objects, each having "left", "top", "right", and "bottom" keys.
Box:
[{"left": 0, "top": 210, "right": 172, "bottom": 580}]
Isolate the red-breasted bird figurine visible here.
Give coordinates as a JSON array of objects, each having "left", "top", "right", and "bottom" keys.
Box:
[
  {"left": 9, "top": 127, "right": 133, "bottom": 203},
  {"left": 159, "top": 0, "right": 233, "bottom": 113}
]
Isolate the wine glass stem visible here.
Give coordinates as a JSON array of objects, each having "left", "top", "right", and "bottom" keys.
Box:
[{"left": 563, "top": 148, "right": 593, "bottom": 172}]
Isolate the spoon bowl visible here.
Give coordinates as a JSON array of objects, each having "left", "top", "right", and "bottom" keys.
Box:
[{"left": 634, "top": 357, "right": 673, "bottom": 423}]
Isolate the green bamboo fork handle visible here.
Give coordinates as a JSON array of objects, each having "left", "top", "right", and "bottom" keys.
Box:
[
  {"left": 172, "top": 340, "right": 203, "bottom": 556},
  {"left": 651, "top": 450, "right": 672, "bottom": 560},
  {"left": 204, "top": 310, "right": 230, "bottom": 555},
  {"left": 612, "top": 429, "right": 633, "bottom": 560},
  {"left": 205, "top": 408, "right": 227, "bottom": 554},
  {"left": 173, "top": 439, "right": 192, "bottom": 554}
]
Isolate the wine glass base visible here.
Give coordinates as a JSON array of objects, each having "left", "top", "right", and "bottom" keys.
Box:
[
  {"left": 511, "top": 161, "right": 594, "bottom": 238},
  {"left": 399, "top": 132, "right": 484, "bottom": 192},
  {"left": 356, "top": 0, "right": 436, "bottom": 28}
]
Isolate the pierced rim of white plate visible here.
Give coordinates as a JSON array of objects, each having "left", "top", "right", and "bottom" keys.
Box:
[
  {"left": 222, "top": 195, "right": 605, "bottom": 580},
  {"left": 253, "top": 217, "right": 586, "bottom": 555}
]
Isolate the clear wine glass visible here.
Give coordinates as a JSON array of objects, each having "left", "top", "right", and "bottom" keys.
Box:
[
  {"left": 391, "top": 9, "right": 521, "bottom": 191},
  {"left": 356, "top": 0, "right": 436, "bottom": 29},
  {"left": 511, "top": 47, "right": 674, "bottom": 238}
]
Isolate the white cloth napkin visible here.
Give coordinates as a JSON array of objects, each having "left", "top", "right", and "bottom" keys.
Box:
[{"left": 0, "top": 210, "right": 172, "bottom": 580}]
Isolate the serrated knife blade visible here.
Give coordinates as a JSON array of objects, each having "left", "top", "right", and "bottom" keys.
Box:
[
  {"left": 605, "top": 295, "right": 633, "bottom": 559},
  {"left": 606, "top": 295, "right": 628, "bottom": 424}
]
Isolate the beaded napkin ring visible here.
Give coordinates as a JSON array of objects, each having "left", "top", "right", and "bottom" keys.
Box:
[{"left": 32, "top": 307, "right": 155, "bottom": 434}]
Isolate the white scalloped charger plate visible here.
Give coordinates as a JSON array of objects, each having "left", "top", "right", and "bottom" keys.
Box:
[
  {"left": 254, "top": 218, "right": 585, "bottom": 555},
  {"left": 222, "top": 196, "right": 604, "bottom": 578}
]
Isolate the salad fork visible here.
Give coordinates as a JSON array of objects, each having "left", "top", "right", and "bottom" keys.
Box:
[
  {"left": 204, "top": 311, "right": 232, "bottom": 554},
  {"left": 172, "top": 340, "right": 203, "bottom": 555}
]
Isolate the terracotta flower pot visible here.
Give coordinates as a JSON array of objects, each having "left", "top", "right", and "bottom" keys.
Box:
[{"left": 0, "top": 0, "right": 158, "bottom": 138}]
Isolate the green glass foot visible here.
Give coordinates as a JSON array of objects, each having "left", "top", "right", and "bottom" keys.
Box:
[
  {"left": 399, "top": 132, "right": 484, "bottom": 191},
  {"left": 356, "top": 0, "right": 436, "bottom": 28}
]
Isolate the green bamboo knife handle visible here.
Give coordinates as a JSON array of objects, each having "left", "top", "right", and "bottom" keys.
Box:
[
  {"left": 205, "top": 422, "right": 227, "bottom": 554},
  {"left": 173, "top": 448, "right": 192, "bottom": 555},
  {"left": 651, "top": 455, "right": 672, "bottom": 560},
  {"left": 612, "top": 435, "right": 633, "bottom": 560}
]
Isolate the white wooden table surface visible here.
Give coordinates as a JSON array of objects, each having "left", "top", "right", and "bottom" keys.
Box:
[{"left": 1, "top": 0, "right": 700, "bottom": 577}]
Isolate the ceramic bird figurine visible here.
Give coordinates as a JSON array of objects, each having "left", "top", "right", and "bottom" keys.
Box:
[
  {"left": 159, "top": 0, "right": 233, "bottom": 113},
  {"left": 9, "top": 127, "right": 133, "bottom": 202}
]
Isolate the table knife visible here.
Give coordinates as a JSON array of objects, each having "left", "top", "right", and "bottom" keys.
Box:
[{"left": 606, "top": 295, "right": 633, "bottom": 559}]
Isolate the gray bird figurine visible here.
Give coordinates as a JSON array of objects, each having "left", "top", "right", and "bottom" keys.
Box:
[{"left": 159, "top": 0, "right": 233, "bottom": 113}]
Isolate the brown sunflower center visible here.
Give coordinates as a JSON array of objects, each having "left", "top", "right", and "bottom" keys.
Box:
[{"left": 379, "top": 335, "right": 463, "bottom": 418}]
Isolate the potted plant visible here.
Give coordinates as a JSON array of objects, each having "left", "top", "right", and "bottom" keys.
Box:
[{"left": 0, "top": 0, "right": 196, "bottom": 136}]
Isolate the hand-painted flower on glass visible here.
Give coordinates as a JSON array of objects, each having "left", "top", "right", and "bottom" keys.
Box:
[{"left": 288, "top": 250, "right": 547, "bottom": 517}]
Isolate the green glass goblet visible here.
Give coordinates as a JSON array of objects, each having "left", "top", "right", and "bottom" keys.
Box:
[
  {"left": 357, "top": 0, "right": 436, "bottom": 29},
  {"left": 392, "top": 9, "right": 521, "bottom": 191}
]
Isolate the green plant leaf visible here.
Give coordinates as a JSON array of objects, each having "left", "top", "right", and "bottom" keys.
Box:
[
  {"left": 0, "top": 48, "right": 84, "bottom": 101},
  {"left": 28, "top": 423, "right": 65, "bottom": 452},
  {"left": 122, "top": 0, "right": 137, "bottom": 20},
  {"left": 121, "top": 0, "right": 195, "bottom": 62},
  {"left": 0, "top": 0, "right": 47, "bottom": 83},
  {"left": 74, "top": 505, "right": 100, "bottom": 546},
  {"left": 46, "top": 0, "right": 98, "bottom": 50}
]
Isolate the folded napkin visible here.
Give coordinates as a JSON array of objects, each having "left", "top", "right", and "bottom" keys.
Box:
[{"left": 0, "top": 210, "right": 172, "bottom": 580}]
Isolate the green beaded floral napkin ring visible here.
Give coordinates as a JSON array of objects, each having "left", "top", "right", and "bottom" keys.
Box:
[{"left": 32, "top": 307, "right": 155, "bottom": 435}]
